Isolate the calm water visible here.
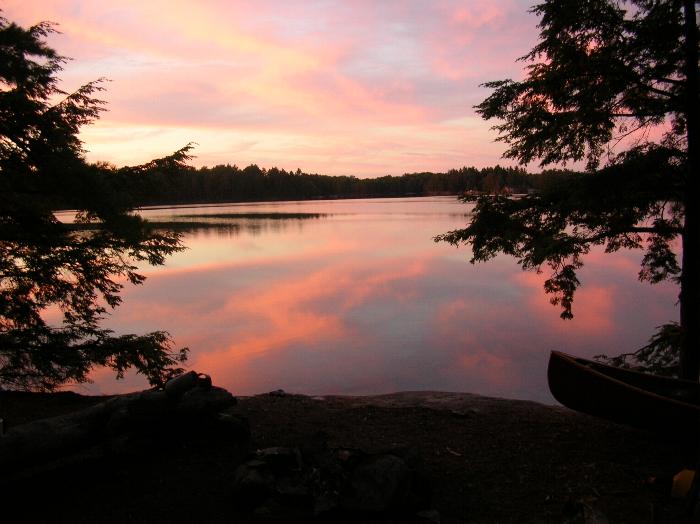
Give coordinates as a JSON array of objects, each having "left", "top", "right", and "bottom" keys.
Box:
[{"left": 77, "top": 196, "right": 677, "bottom": 403}]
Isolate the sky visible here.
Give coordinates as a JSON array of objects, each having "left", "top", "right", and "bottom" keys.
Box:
[{"left": 5, "top": 1, "right": 540, "bottom": 177}]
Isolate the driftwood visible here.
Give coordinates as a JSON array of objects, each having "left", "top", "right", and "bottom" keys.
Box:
[{"left": 0, "top": 372, "right": 237, "bottom": 472}]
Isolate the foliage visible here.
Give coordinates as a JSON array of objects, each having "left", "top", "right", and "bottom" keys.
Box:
[
  {"left": 436, "top": 145, "right": 684, "bottom": 319},
  {"left": 124, "top": 163, "right": 544, "bottom": 206},
  {"left": 0, "top": 16, "right": 189, "bottom": 390},
  {"left": 477, "top": 0, "right": 687, "bottom": 171},
  {"left": 436, "top": 0, "right": 699, "bottom": 377},
  {"left": 595, "top": 322, "right": 681, "bottom": 375}
]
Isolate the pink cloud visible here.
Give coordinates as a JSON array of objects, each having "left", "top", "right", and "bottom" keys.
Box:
[
  {"left": 3, "top": 0, "right": 542, "bottom": 175},
  {"left": 181, "top": 258, "right": 431, "bottom": 391},
  {"left": 510, "top": 241, "right": 679, "bottom": 340},
  {"left": 92, "top": 230, "right": 440, "bottom": 393},
  {"left": 450, "top": 5, "right": 505, "bottom": 28},
  {"left": 515, "top": 268, "right": 616, "bottom": 335}
]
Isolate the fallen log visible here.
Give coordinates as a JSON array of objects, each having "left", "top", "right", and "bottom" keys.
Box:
[{"left": 0, "top": 372, "right": 236, "bottom": 472}]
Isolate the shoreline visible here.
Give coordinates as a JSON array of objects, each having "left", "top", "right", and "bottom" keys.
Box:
[{"left": 1, "top": 388, "right": 562, "bottom": 429}]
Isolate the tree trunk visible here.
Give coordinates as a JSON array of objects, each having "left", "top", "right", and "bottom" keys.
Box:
[
  {"left": 669, "top": 10, "right": 700, "bottom": 517},
  {"left": 679, "top": 0, "right": 700, "bottom": 381}
]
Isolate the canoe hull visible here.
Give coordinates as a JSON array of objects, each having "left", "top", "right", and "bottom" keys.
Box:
[{"left": 547, "top": 351, "right": 700, "bottom": 437}]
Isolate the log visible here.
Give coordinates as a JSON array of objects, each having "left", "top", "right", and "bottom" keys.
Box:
[{"left": 0, "top": 373, "right": 235, "bottom": 472}]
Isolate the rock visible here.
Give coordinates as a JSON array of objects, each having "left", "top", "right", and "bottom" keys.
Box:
[
  {"left": 105, "top": 407, "right": 131, "bottom": 436},
  {"left": 251, "top": 498, "right": 283, "bottom": 518},
  {"left": 275, "top": 474, "right": 312, "bottom": 506},
  {"left": 582, "top": 504, "right": 610, "bottom": 524},
  {"left": 340, "top": 453, "right": 412, "bottom": 513},
  {"left": 416, "top": 509, "right": 441, "bottom": 523},
  {"left": 384, "top": 446, "right": 432, "bottom": 511},
  {"left": 337, "top": 447, "right": 364, "bottom": 464},
  {"left": 232, "top": 461, "right": 276, "bottom": 508},
  {"left": 255, "top": 447, "right": 302, "bottom": 472},
  {"left": 214, "top": 411, "right": 250, "bottom": 441},
  {"left": 313, "top": 492, "right": 339, "bottom": 516},
  {"left": 562, "top": 496, "right": 610, "bottom": 524},
  {"left": 299, "top": 430, "right": 330, "bottom": 466},
  {"left": 228, "top": 441, "right": 435, "bottom": 522}
]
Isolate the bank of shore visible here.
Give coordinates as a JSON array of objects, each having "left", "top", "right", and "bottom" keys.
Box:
[{"left": 0, "top": 389, "right": 695, "bottom": 522}]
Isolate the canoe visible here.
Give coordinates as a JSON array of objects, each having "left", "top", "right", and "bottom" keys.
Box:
[{"left": 547, "top": 351, "right": 700, "bottom": 436}]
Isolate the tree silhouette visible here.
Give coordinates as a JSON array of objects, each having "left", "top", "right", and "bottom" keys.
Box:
[
  {"left": 0, "top": 15, "right": 189, "bottom": 390},
  {"left": 437, "top": 0, "right": 699, "bottom": 379}
]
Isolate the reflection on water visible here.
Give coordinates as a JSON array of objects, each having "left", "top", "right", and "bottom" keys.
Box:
[
  {"left": 148, "top": 212, "right": 327, "bottom": 237},
  {"left": 81, "top": 197, "right": 677, "bottom": 404}
]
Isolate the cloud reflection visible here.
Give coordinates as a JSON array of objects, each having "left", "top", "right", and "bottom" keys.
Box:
[{"left": 80, "top": 199, "right": 679, "bottom": 404}]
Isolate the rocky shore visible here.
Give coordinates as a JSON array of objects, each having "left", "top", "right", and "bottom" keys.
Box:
[{"left": 0, "top": 379, "right": 696, "bottom": 523}]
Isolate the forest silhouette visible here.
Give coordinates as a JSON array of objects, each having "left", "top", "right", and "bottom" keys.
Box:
[{"left": 104, "top": 161, "right": 573, "bottom": 207}]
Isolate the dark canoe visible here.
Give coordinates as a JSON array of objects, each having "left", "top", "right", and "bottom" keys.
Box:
[{"left": 547, "top": 351, "right": 700, "bottom": 437}]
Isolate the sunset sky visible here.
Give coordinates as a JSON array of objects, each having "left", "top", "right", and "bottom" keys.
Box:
[{"left": 6, "top": 1, "right": 540, "bottom": 177}]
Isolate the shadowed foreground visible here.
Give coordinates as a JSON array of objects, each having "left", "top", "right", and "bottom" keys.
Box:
[{"left": 0, "top": 389, "right": 695, "bottom": 523}]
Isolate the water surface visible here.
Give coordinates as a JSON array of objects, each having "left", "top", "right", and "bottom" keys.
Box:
[{"left": 80, "top": 197, "right": 677, "bottom": 403}]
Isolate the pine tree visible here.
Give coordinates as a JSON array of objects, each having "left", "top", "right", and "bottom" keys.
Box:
[
  {"left": 437, "top": 0, "right": 700, "bottom": 379},
  {"left": 0, "top": 15, "right": 190, "bottom": 390}
]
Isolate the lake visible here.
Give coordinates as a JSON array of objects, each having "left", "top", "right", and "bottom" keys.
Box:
[{"left": 79, "top": 196, "right": 678, "bottom": 404}]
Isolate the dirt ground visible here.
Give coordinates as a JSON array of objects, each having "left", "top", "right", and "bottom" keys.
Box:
[{"left": 0, "top": 389, "right": 697, "bottom": 523}]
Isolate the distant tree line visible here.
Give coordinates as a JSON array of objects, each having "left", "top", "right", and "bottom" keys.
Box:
[{"left": 100, "top": 162, "right": 575, "bottom": 207}]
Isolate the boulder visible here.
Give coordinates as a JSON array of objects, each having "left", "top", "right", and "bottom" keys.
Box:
[
  {"left": 214, "top": 411, "right": 250, "bottom": 441},
  {"left": 339, "top": 453, "right": 412, "bottom": 513},
  {"left": 255, "top": 446, "right": 302, "bottom": 472},
  {"left": 229, "top": 440, "right": 437, "bottom": 523},
  {"left": 232, "top": 459, "right": 276, "bottom": 508}
]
